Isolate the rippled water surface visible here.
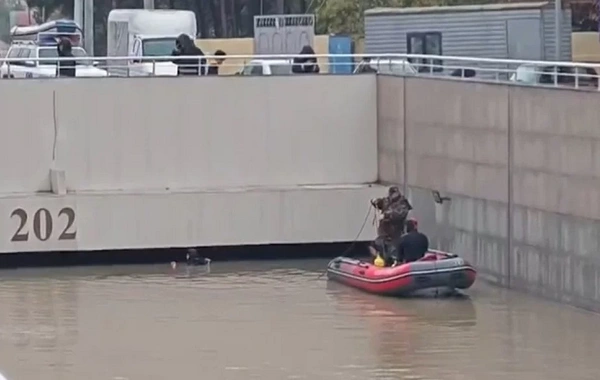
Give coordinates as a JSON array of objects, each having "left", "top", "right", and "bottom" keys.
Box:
[{"left": 0, "top": 259, "right": 599, "bottom": 380}]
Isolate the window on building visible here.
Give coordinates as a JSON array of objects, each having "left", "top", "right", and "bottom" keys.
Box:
[
  {"left": 569, "top": 0, "right": 598, "bottom": 31},
  {"left": 406, "top": 32, "right": 443, "bottom": 73}
]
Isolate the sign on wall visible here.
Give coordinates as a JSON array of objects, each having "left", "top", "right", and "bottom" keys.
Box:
[{"left": 1, "top": 199, "right": 79, "bottom": 253}]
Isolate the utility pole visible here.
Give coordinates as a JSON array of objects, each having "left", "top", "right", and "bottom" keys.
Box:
[
  {"left": 554, "top": 0, "right": 562, "bottom": 61},
  {"left": 83, "top": 0, "right": 93, "bottom": 55},
  {"left": 74, "top": 0, "right": 83, "bottom": 30}
]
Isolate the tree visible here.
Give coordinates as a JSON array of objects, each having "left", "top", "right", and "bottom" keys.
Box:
[
  {"left": 26, "top": 0, "right": 73, "bottom": 22},
  {"left": 314, "top": 0, "right": 404, "bottom": 36},
  {"left": 17, "top": 0, "right": 502, "bottom": 52},
  {"left": 313, "top": 0, "right": 503, "bottom": 36}
]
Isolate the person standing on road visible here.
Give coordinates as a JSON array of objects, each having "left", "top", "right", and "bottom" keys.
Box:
[
  {"left": 292, "top": 45, "right": 320, "bottom": 74},
  {"left": 171, "top": 34, "right": 206, "bottom": 76},
  {"left": 207, "top": 49, "right": 226, "bottom": 75},
  {"left": 56, "top": 38, "right": 76, "bottom": 78}
]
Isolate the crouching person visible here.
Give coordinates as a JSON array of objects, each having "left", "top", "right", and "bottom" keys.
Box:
[{"left": 369, "top": 234, "right": 398, "bottom": 267}]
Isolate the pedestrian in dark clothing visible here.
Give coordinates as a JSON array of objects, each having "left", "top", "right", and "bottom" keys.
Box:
[
  {"left": 356, "top": 57, "right": 377, "bottom": 73},
  {"left": 207, "top": 49, "right": 226, "bottom": 75},
  {"left": 171, "top": 34, "right": 206, "bottom": 76},
  {"left": 397, "top": 219, "right": 429, "bottom": 263},
  {"left": 292, "top": 45, "right": 320, "bottom": 74},
  {"left": 57, "top": 38, "right": 76, "bottom": 78}
]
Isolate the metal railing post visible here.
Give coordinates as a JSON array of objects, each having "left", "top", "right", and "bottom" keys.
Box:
[{"left": 507, "top": 85, "right": 513, "bottom": 289}]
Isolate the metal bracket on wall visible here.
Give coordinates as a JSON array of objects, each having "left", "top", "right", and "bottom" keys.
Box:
[{"left": 432, "top": 190, "right": 451, "bottom": 204}]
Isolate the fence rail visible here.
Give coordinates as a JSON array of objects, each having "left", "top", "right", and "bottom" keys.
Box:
[{"left": 1, "top": 53, "right": 599, "bottom": 90}]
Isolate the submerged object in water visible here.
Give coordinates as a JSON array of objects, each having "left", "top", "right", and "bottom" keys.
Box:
[
  {"left": 186, "top": 248, "right": 211, "bottom": 266},
  {"left": 326, "top": 250, "right": 476, "bottom": 296}
]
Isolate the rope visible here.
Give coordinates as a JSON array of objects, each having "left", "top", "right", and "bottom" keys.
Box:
[
  {"left": 337, "top": 204, "right": 373, "bottom": 257},
  {"left": 318, "top": 204, "right": 373, "bottom": 279}
]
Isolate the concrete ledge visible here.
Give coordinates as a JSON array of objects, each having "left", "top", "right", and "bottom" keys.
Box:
[{"left": 0, "top": 184, "right": 386, "bottom": 254}]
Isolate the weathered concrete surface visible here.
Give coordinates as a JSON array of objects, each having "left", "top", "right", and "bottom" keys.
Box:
[
  {"left": 377, "top": 75, "right": 600, "bottom": 311},
  {"left": 376, "top": 76, "right": 405, "bottom": 185},
  {"left": 377, "top": 76, "right": 511, "bottom": 285},
  {"left": 0, "top": 75, "right": 377, "bottom": 193},
  {"left": 510, "top": 86, "right": 600, "bottom": 309},
  {"left": 0, "top": 75, "right": 381, "bottom": 253}
]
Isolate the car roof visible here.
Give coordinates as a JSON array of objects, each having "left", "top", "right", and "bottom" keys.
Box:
[
  {"left": 364, "top": 58, "right": 410, "bottom": 63},
  {"left": 248, "top": 59, "right": 293, "bottom": 64}
]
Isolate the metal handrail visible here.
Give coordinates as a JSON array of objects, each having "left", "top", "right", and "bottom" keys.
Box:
[
  {"left": 1, "top": 53, "right": 599, "bottom": 90},
  {"left": 0, "top": 53, "right": 596, "bottom": 69}
]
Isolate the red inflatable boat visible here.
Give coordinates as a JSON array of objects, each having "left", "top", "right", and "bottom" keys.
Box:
[{"left": 326, "top": 250, "right": 476, "bottom": 296}]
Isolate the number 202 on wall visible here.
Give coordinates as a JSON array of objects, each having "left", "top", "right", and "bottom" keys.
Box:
[{"left": 10, "top": 207, "right": 77, "bottom": 242}]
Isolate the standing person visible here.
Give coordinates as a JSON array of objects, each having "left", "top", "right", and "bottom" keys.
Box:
[
  {"left": 292, "top": 45, "right": 320, "bottom": 74},
  {"left": 207, "top": 49, "right": 226, "bottom": 75},
  {"left": 171, "top": 34, "right": 206, "bottom": 76},
  {"left": 368, "top": 186, "right": 411, "bottom": 267},
  {"left": 397, "top": 219, "right": 429, "bottom": 263},
  {"left": 56, "top": 38, "right": 76, "bottom": 78},
  {"left": 371, "top": 186, "right": 412, "bottom": 239}
]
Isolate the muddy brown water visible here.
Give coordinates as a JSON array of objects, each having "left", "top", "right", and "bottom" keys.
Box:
[{"left": 0, "top": 259, "right": 598, "bottom": 380}]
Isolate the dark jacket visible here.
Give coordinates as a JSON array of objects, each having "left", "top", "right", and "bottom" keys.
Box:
[
  {"left": 206, "top": 65, "right": 219, "bottom": 75},
  {"left": 398, "top": 230, "right": 429, "bottom": 263},
  {"left": 292, "top": 45, "right": 320, "bottom": 74},
  {"left": 357, "top": 59, "right": 378, "bottom": 74},
  {"left": 171, "top": 34, "right": 206, "bottom": 76},
  {"left": 57, "top": 38, "right": 76, "bottom": 78}
]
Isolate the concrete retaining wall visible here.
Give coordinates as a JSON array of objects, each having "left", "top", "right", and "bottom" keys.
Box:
[
  {"left": 0, "top": 75, "right": 382, "bottom": 253},
  {"left": 3, "top": 72, "right": 599, "bottom": 310},
  {"left": 0, "top": 75, "right": 377, "bottom": 194},
  {"left": 377, "top": 75, "right": 600, "bottom": 310}
]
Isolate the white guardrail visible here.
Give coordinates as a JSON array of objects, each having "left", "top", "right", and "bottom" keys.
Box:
[{"left": 1, "top": 53, "right": 600, "bottom": 90}]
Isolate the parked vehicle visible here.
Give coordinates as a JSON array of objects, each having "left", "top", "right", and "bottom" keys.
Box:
[
  {"left": 106, "top": 9, "right": 197, "bottom": 77},
  {"left": 510, "top": 63, "right": 599, "bottom": 89},
  {"left": 1, "top": 20, "right": 107, "bottom": 78},
  {"left": 238, "top": 59, "right": 294, "bottom": 76},
  {"left": 353, "top": 58, "right": 418, "bottom": 75}
]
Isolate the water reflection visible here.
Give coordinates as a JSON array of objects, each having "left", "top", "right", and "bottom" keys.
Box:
[
  {"left": 327, "top": 281, "right": 477, "bottom": 327},
  {"left": 0, "top": 279, "right": 78, "bottom": 350},
  {"left": 327, "top": 282, "right": 478, "bottom": 379},
  {"left": 0, "top": 276, "right": 79, "bottom": 380},
  {"left": 0, "top": 261, "right": 598, "bottom": 380}
]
